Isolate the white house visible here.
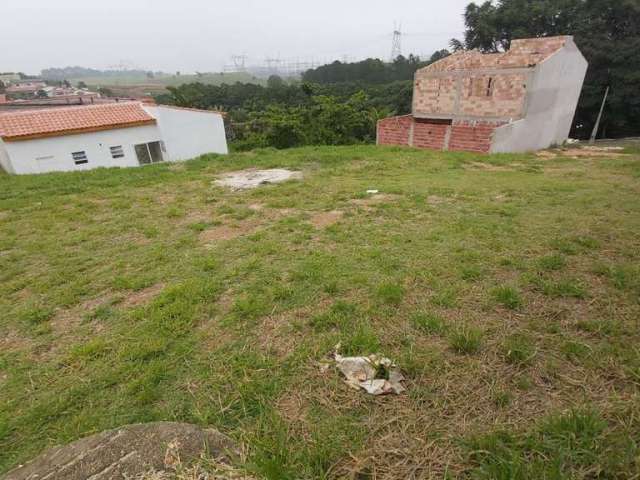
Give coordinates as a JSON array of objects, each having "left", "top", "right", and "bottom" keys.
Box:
[{"left": 0, "top": 102, "right": 228, "bottom": 175}]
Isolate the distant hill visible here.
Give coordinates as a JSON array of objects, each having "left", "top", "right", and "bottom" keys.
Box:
[{"left": 41, "top": 67, "right": 265, "bottom": 91}]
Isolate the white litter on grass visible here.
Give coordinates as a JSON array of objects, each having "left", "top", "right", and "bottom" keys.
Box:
[
  {"left": 333, "top": 346, "right": 405, "bottom": 396},
  {"left": 366, "top": 189, "right": 380, "bottom": 195},
  {"left": 214, "top": 169, "right": 303, "bottom": 190}
]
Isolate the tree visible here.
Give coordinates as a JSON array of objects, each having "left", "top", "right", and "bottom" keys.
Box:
[
  {"left": 77, "top": 81, "right": 87, "bottom": 89},
  {"left": 452, "top": 0, "right": 640, "bottom": 138},
  {"left": 97, "top": 87, "right": 113, "bottom": 97},
  {"left": 0, "top": 81, "right": 5, "bottom": 94},
  {"left": 430, "top": 49, "right": 451, "bottom": 63},
  {"left": 267, "top": 75, "right": 285, "bottom": 89},
  {"left": 36, "top": 89, "right": 48, "bottom": 98}
]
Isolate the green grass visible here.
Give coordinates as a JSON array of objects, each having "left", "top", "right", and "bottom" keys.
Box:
[
  {"left": 467, "top": 409, "right": 638, "bottom": 478},
  {"left": 1, "top": 144, "right": 639, "bottom": 478},
  {"left": 449, "top": 324, "right": 484, "bottom": 354},
  {"left": 491, "top": 285, "right": 523, "bottom": 310}
]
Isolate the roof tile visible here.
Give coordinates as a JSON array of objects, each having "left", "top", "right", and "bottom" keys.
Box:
[{"left": 0, "top": 102, "right": 155, "bottom": 140}]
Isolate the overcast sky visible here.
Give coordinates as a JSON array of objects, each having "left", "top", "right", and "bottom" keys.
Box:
[{"left": 2, "top": 0, "right": 471, "bottom": 74}]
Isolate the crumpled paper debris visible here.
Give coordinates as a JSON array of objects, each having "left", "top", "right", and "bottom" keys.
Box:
[{"left": 333, "top": 346, "right": 405, "bottom": 395}]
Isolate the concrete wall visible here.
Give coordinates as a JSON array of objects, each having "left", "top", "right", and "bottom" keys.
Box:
[
  {"left": 3, "top": 124, "right": 162, "bottom": 175},
  {"left": 143, "top": 106, "right": 228, "bottom": 161},
  {"left": 491, "top": 38, "right": 588, "bottom": 153}
]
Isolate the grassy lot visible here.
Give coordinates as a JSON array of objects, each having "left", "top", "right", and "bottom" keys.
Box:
[
  {"left": 1, "top": 144, "right": 639, "bottom": 479},
  {"left": 74, "top": 72, "right": 264, "bottom": 96}
]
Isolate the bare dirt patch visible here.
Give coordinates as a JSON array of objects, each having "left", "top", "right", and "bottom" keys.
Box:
[
  {"left": 310, "top": 210, "right": 344, "bottom": 229},
  {"left": 351, "top": 193, "right": 399, "bottom": 208},
  {"left": 182, "top": 209, "right": 212, "bottom": 225},
  {"left": 121, "top": 284, "right": 165, "bottom": 308},
  {"left": 560, "top": 148, "right": 628, "bottom": 159},
  {"left": 199, "top": 224, "right": 256, "bottom": 244},
  {"left": 536, "top": 150, "right": 559, "bottom": 159},
  {"left": 51, "top": 294, "right": 113, "bottom": 334},
  {"left": 466, "top": 161, "right": 515, "bottom": 172},
  {"left": 427, "top": 195, "right": 450, "bottom": 205},
  {"left": 214, "top": 169, "right": 303, "bottom": 190},
  {"left": 0, "top": 329, "right": 33, "bottom": 352}
]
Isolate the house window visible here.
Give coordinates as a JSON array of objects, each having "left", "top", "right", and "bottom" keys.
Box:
[
  {"left": 72, "top": 151, "right": 88, "bottom": 165},
  {"left": 110, "top": 145, "right": 125, "bottom": 159},
  {"left": 134, "top": 141, "right": 163, "bottom": 165}
]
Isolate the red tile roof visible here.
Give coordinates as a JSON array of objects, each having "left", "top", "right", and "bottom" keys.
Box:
[{"left": 0, "top": 102, "right": 156, "bottom": 141}]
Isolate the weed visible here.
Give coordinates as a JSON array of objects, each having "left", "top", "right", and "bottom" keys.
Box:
[
  {"left": 449, "top": 325, "right": 483, "bottom": 354},
  {"left": 530, "top": 275, "right": 588, "bottom": 298},
  {"left": 492, "top": 390, "right": 513, "bottom": 408},
  {"left": 491, "top": 285, "right": 523, "bottom": 310},
  {"left": 411, "top": 311, "right": 446, "bottom": 335},
  {"left": 18, "top": 306, "right": 54, "bottom": 326},
  {"left": 375, "top": 282, "right": 405, "bottom": 306},
  {"left": 501, "top": 334, "right": 535, "bottom": 366},
  {"left": 538, "top": 253, "right": 567, "bottom": 271}
]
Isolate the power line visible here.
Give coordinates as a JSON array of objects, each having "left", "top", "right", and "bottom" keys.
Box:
[{"left": 391, "top": 22, "right": 402, "bottom": 61}]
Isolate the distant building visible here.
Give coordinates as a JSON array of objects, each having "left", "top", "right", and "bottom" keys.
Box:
[
  {"left": 377, "top": 36, "right": 588, "bottom": 153},
  {"left": 0, "top": 102, "right": 228, "bottom": 174},
  {"left": 0, "top": 73, "right": 21, "bottom": 84},
  {"left": 5, "top": 80, "right": 47, "bottom": 94}
]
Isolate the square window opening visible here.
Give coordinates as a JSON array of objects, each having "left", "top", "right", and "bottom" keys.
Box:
[
  {"left": 110, "top": 145, "right": 125, "bottom": 159},
  {"left": 72, "top": 151, "right": 88, "bottom": 165}
]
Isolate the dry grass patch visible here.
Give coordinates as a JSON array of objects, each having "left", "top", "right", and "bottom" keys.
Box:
[
  {"left": 199, "top": 224, "right": 256, "bottom": 244},
  {"left": 310, "top": 210, "right": 344, "bottom": 229},
  {"left": 120, "top": 283, "right": 165, "bottom": 308}
]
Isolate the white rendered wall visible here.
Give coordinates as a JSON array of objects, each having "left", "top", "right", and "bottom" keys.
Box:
[
  {"left": 143, "top": 106, "right": 228, "bottom": 161},
  {"left": 0, "top": 139, "right": 15, "bottom": 174},
  {"left": 491, "top": 38, "right": 588, "bottom": 153},
  {"left": 3, "top": 124, "right": 163, "bottom": 175}
]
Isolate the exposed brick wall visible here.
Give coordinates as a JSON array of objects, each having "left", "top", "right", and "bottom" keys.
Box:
[
  {"left": 412, "top": 36, "right": 570, "bottom": 121},
  {"left": 413, "top": 119, "right": 449, "bottom": 150},
  {"left": 378, "top": 115, "right": 502, "bottom": 154},
  {"left": 376, "top": 115, "right": 413, "bottom": 146},
  {"left": 448, "top": 120, "right": 502, "bottom": 153}
]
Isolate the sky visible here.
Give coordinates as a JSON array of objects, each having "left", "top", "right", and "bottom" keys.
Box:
[{"left": 2, "top": 0, "right": 471, "bottom": 75}]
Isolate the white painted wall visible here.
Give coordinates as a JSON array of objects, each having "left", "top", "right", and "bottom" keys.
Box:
[
  {"left": 1, "top": 105, "right": 228, "bottom": 175},
  {"left": 0, "top": 139, "right": 15, "bottom": 174},
  {"left": 143, "top": 106, "right": 228, "bottom": 161},
  {"left": 491, "top": 37, "right": 588, "bottom": 153},
  {"left": 3, "top": 124, "right": 162, "bottom": 175}
]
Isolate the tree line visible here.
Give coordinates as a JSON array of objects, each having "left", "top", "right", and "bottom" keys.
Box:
[
  {"left": 160, "top": 0, "right": 638, "bottom": 149},
  {"left": 453, "top": 0, "right": 640, "bottom": 139}
]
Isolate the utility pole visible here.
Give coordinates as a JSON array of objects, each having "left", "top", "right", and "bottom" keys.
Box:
[
  {"left": 589, "top": 86, "right": 609, "bottom": 144},
  {"left": 391, "top": 22, "right": 402, "bottom": 61}
]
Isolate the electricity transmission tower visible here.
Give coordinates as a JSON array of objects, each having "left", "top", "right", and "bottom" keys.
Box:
[
  {"left": 231, "top": 55, "right": 248, "bottom": 72},
  {"left": 391, "top": 22, "right": 402, "bottom": 61}
]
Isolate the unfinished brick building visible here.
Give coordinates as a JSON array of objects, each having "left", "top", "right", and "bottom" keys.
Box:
[{"left": 377, "top": 36, "right": 588, "bottom": 153}]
